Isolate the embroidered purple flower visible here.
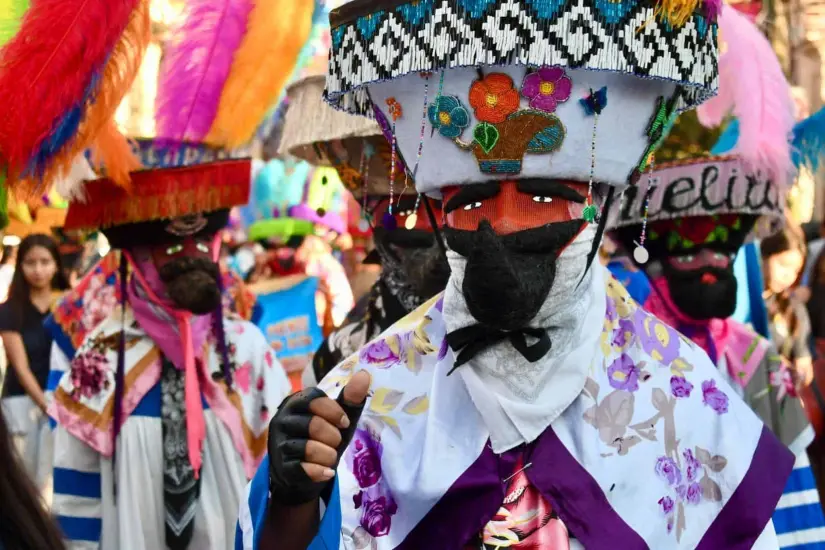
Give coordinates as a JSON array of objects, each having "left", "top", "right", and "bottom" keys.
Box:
[
  {"left": 69, "top": 350, "right": 111, "bottom": 401},
  {"left": 635, "top": 309, "right": 680, "bottom": 366},
  {"left": 359, "top": 336, "right": 403, "bottom": 367},
  {"left": 521, "top": 66, "right": 572, "bottom": 113},
  {"left": 702, "top": 379, "right": 729, "bottom": 415},
  {"left": 607, "top": 354, "right": 640, "bottom": 392},
  {"left": 655, "top": 456, "right": 682, "bottom": 487},
  {"left": 350, "top": 429, "right": 383, "bottom": 488},
  {"left": 659, "top": 496, "right": 674, "bottom": 515},
  {"left": 612, "top": 318, "right": 635, "bottom": 350},
  {"left": 438, "top": 337, "right": 449, "bottom": 361},
  {"left": 685, "top": 483, "right": 702, "bottom": 505},
  {"left": 670, "top": 376, "right": 694, "bottom": 398},
  {"left": 354, "top": 483, "right": 398, "bottom": 538},
  {"left": 683, "top": 448, "right": 701, "bottom": 482},
  {"left": 361, "top": 493, "right": 398, "bottom": 537}
]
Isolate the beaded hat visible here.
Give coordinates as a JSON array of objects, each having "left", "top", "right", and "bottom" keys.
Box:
[{"left": 324, "top": 0, "right": 720, "bottom": 197}]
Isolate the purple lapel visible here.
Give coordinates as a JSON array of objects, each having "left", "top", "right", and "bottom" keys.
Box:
[{"left": 396, "top": 443, "right": 517, "bottom": 549}]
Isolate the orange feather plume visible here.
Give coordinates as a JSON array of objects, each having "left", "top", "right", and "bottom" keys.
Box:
[
  {"left": 40, "top": 0, "right": 149, "bottom": 192},
  {"left": 205, "top": 0, "right": 314, "bottom": 149}
]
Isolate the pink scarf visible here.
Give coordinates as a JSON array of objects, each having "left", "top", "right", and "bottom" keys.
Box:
[
  {"left": 124, "top": 250, "right": 213, "bottom": 477},
  {"left": 644, "top": 275, "right": 768, "bottom": 387}
]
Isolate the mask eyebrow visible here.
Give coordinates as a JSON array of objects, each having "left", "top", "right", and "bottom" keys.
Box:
[
  {"left": 444, "top": 182, "right": 500, "bottom": 214},
  {"left": 516, "top": 179, "right": 586, "bottom": 203}
]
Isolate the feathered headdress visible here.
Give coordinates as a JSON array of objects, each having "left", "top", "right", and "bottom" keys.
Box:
[
  {"left": 155, "top": 0, "right": 314, "bottom": 150},
  {"left": 696, "top": 3, "right": 795, "bottom": 182},
  {"left": 0, "top": 0, "right": 150, "bottom": 193},
  {"left": 791, "top": 105, "right": 825, "bottom": 174}
]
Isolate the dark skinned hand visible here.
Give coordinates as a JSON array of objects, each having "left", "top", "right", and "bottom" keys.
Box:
[{"left": 268, "top": 371, "right": 371, "bottom": 506}]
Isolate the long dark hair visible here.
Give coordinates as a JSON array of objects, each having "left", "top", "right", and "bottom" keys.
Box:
[
  {"left": 0, "top": 407, "right": 66, "bottom": 549},
  {"left": 761, "top": 224, "right": 807, "bottom": 357},
  {"left": 6, "top": 234, "right": 70, "bottom": 318}
]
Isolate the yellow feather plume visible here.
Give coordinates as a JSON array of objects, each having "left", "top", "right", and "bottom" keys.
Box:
[
  {"left": 205, "top": 0, "right": 314, "bottom": 149},
  {"left": 654, "top": 0, "right": 702, "bottom": 27}
]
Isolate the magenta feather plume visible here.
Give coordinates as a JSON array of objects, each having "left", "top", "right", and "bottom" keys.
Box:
[
  {"left": 697, "top": 4, "right": 794, "bottom": 182},
  {"left": 155, "top": 0, "right": 253, "bottom": 142}
]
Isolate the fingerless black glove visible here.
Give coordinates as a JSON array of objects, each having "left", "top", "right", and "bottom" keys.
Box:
[{"left": 267, "top": 387, "right": 365, "bottom": 506}]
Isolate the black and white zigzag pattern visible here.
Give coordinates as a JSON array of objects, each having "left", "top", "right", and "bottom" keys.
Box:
[{"left": 325, "top": 0, "right": 718, "bottom": 115}]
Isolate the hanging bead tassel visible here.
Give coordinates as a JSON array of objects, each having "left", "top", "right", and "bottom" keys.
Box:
[
  {"left": 579, "top": 87, "right": 608, "bottom": 224},
  {"left": 633, "top": 156, "right": 656, "bottom": 265}
]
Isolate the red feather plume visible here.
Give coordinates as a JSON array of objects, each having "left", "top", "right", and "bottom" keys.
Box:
[{"left": 0, "top": 0, "right": 139, "bottom": 190}]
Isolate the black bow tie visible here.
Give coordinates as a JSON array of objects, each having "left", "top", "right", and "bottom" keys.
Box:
[{"left": 445, "top": 324, "right": 552, "bottom": 374}]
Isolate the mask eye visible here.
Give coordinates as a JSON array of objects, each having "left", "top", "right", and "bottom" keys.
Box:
[
  {"left": 676, "top": 255, "right": 695, "bottom": 264},
  {"left": 531, "top": 196, "right": 553, "bottom": 203},
  {"left": 166, "top": 244, "right": 183, "bottom": 256},
  {"left": 196, "top": 242, "right": 211, "bottom": 254},
  {"left": 463, "top": 202, "right": 482, "bottom": 211},
  {"left": 714, "top": 252, "right": 727, "bottom": 261}
]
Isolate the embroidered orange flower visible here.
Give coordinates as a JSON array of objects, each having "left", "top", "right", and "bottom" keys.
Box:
[{"left": 468, "top": 73, "right": 520, "bottom": 124}]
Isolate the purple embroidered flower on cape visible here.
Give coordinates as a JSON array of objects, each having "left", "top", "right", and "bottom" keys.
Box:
[
  {"left": 659, "top": 496, "right": 674, "bottom": 515},
  {"left": 605, "top": 297, "right": 618, "bottom": 323},
  {"left": 69, "top": 350, "right": 111, "bottom": 401},
  {"left": 685, "top": 483, "right": 702, "bottom": 505},
  {"left": 670, "top": 376, "right": 694, "bottom": 398},
  {"left": 635, "top": 310, "right": 680, "bottom": 365},
  {"left": 702, "top": 379, "right": 729, "bottom": 414},
  {"left": 607, "top": 354, "right": 640, "bottom": 392},
  {"left": 521, "top": 66, "right": 572, "bottom": 113},
  {"left": 683, "top": 448, "right": 701, "bottom": 482},
  {"left": 350, "top": 428, "right": 384, "bottom": 489},
  {"left": 354, "top": 482, "right": 397, "bottom": 538},
  {"left": 360, "top": 337, "right": 403, "bottom": 367},
  {"left": 612, "top": 318, "right": 635, "bottom": 350},
  {"left": 655, "top": 456, "right": 682, "bottom": 487}
]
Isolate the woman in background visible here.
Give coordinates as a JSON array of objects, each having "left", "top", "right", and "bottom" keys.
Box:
[
  {"left": 0, "top": 234, "right": 69, "bottom": 498},
  {"left": 762, "top": 224, "right": 814, "bottom": 389},
  {"left": 0, "top": 406, "right": 65, "bottom": 550}
]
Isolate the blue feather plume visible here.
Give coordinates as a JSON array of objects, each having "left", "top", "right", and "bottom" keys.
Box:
[{"left": 791, "top": 105, "right": 825, "bottom": 173}]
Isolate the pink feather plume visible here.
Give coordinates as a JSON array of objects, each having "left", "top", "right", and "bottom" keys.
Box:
[
  {"left": 697, "top": 4, "right": 795, "bottom": 182},
  {"left": 155, "top": 0, "right": 252, "bottom": 142}
]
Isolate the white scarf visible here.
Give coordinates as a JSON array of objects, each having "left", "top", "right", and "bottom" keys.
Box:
[{"left": 443, "top": 226, "right": 606, "bottom": 452}]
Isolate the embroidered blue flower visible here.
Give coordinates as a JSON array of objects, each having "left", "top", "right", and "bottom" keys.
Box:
[{"left": 427, "top": 96, "right": 470, "bottom": 139}]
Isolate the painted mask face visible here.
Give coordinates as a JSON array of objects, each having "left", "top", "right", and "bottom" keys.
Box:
[
  {"left": 645, "top": 215, "right": 754, "bottom": 320},
  {"left": 148, "top": 235, "right": 222, "bottom": 315},
  {"left": 441, "top": 179, "right": 588, "bottom": 330}
]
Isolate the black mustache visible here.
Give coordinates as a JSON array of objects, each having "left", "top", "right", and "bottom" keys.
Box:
[
  {"left": 159, "top": 257, "right": 220, "bottom": 282},
  {"left": 444, "top": 219, "right": 585, "bottom": 257},
  {"left": 373, "top": 227, "right": 435, "bottom": 250}
]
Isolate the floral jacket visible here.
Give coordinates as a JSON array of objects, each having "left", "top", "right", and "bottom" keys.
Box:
[{"left": 239, "top": 269, "right": 792, "bottom": 549}]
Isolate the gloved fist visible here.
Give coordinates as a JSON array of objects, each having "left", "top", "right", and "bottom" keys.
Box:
[{"left": 268, "top": 371, "right": 371, "bottom": 506}]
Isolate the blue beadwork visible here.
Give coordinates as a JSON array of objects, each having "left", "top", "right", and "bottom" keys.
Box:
[
  {"left": 593, "top": 0, "right": 638, "bottom": 24},
  {"left": 397, "top": 0, "right": 435, "bottom": 25},
  {"left": 458, "top": 0, "right": 497, "bottom": 18},
  {"left": 694, "top": 14, "right": 708, "bottom": 38},
  {"left": 479, "top": 159, "right": 522, "bottom": 174},
  {"left": 525, "top": 0, "right": 566, "bottom": 20},
  {"left": 356, "top": 11, "right": 386, "bottom": 40},
  {"left": 332, "top": 26, "right": 345, "bottom": 49}
]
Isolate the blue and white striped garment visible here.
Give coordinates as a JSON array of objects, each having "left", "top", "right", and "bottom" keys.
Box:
[
  {"left": 773, "top": 452, "right": 825, "bottom": 549},
  {"left": 236, "top": 456, "right": 342, "bottom": 550}
]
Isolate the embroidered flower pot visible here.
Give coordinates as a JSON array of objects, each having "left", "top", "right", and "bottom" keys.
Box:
[{"left": 469, "top": 111, "right": 565, "bottom": 174}]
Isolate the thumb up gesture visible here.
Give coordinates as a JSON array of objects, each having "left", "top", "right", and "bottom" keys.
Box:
[{"left": 267, "top": 371, "right": 372, "bottom": 506}]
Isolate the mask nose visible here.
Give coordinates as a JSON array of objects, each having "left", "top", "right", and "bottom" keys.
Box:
[{"left": 491, "top": 217, "right": 522, "bottom": 236}]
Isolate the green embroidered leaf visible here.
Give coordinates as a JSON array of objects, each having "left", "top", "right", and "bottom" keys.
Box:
[
  {"left": 732, "top": 217, "right": 741, "bottom": 230},
  {"left": 473, "top": 122, "right": 499, "bottom": 154},
  {"left": 705, "top": 232, "right": 716, "bottom": 243},
  {"left": 716, "top": 226, "right": 729, "bottom": 242},
  {"left": 683, "top": 238, "right": 694, "bottom": 248},
  {"left": 648, "top": 230, "right": 659, "bottom": 240}
]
